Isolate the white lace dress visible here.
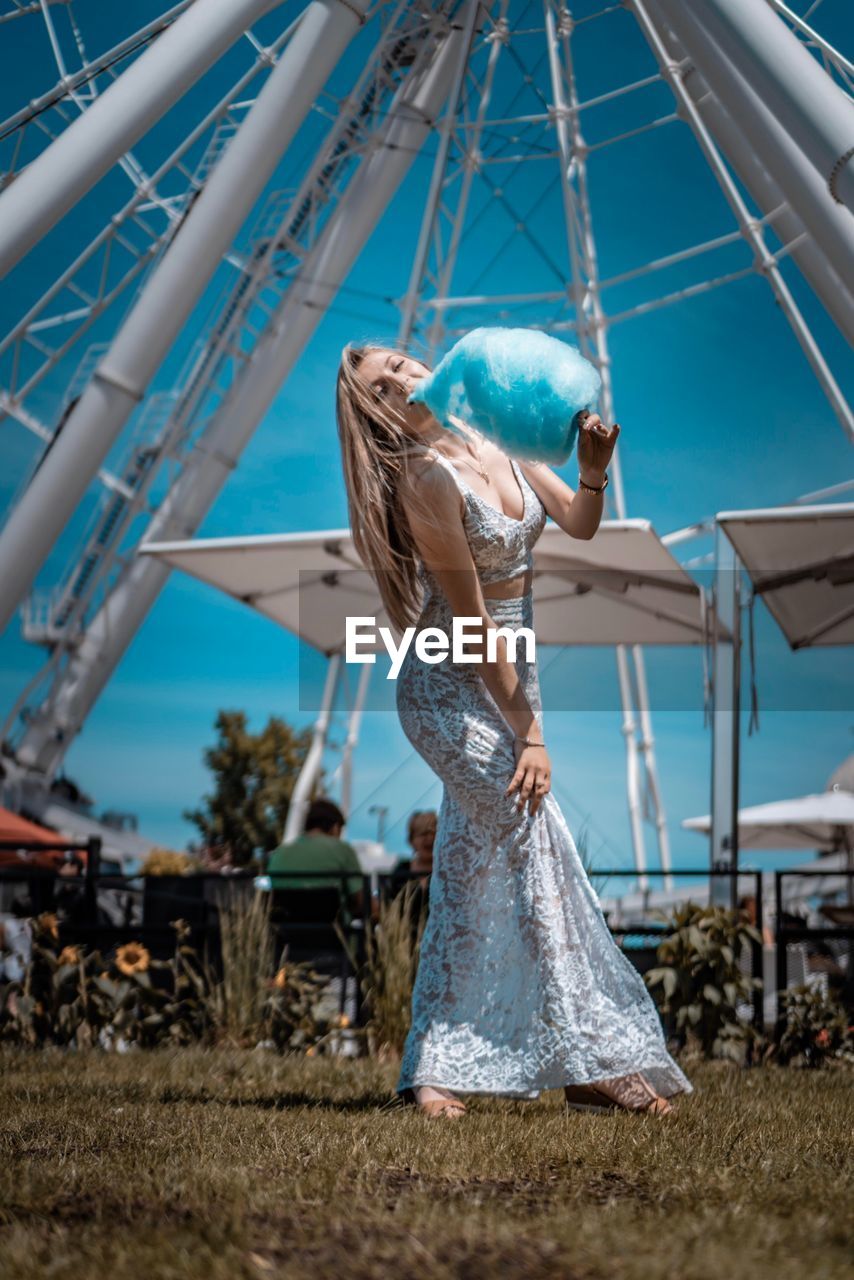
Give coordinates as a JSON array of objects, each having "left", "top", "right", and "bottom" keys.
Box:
[{"left": 395, "top": 450, "right": 693, "bottom": 1100}]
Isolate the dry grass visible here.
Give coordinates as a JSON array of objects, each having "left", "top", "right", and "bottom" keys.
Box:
[
  {"left": 0, "top": 1049, "right": 852, "bottom": 1280},
  {"left": 207, "top": 885, "right": 276, "bottom": 1046},
  {"left": 360, "top": 881, "right": 427, "bottom": 1056}
]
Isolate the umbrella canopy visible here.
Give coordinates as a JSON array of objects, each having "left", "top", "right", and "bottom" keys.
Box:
[
  {"left": 717, "top": 503, "right": 854, "bottom": 649},
  {"left": 140, "top": 519, "right": 727, "bottom": 654},
  {"left": 682, "top": 789, "right": 854, "bottom": 852},
  {"left": 0, "top": 805, "right": 70, "bottom": 868}
]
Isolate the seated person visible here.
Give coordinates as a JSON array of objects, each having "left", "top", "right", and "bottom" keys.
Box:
[
  {"left": 390, "top": 810, "right": 436, "bottom": 891},
  {"left": 266, "top": 797, "right": 364, "bottom": 925},
  {"left": 386, "top": 811, "right": 436, "bottom": 937}
]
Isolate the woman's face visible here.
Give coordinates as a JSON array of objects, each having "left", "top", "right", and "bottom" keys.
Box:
[
  {"left": 410, "top": 822, "right": 435, "bottom": 865},
  {"left": 357, "top": 348, "right": 433, "bottom": 437}
]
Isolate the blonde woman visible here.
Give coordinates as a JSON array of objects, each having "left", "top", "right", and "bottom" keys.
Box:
[{"left": 336, "top": 342, "right": 693, "bottom": 1120}]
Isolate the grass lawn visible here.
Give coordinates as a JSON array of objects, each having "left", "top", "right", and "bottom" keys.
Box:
[{"left": 0, "top": 1048, "right": 852, "bottom": 1279}]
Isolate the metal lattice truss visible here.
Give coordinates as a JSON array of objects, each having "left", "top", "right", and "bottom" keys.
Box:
[
  {"left": 0, "top": 0, "right": 851, "bottom": 886},
  {"left": 0, "top": 0, "right": 467, "bottom": 773}
]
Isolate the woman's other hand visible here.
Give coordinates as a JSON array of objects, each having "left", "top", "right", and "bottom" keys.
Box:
[
  {"left": 575, "top": 410, "right": 620, "bottom": 485},
  {"left": 506, "top": 740, "right": 552, "bottom": 817}
]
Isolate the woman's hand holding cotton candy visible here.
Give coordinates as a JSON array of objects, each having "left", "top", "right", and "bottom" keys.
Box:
[
  {"left": 407, "top": 327, "right": 603, "bottom": 465},
  {"left": 576, "top": 410, "right": 620, "bottom": 486}
]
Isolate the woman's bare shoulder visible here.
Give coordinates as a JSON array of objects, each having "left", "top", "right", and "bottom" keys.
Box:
[{"left": 398, "top": 449, "right": 462, "bottom": 514}]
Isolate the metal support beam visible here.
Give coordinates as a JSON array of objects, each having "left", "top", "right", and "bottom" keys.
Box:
[
  {"left": 710, "top": 528, "right": 740, "bottom": 908},
  {"left": 546, "top": 1, "right": 674, "bottom": 889},
  {"left": 13, "top": 18, "right": 465, "bottom": 779},
  {"left": 650, "top": 0, "right": 854, "bottom": 346},
  {"left": 339, "top": 663, "right": 373, "bottom": 817},
  {"left": 692, "top": 0, "right": 854, "bottom": 214},
  {"left": 0, "top": 2, "right": 194, "bottom": 140},
  {"left": 0, "top": 0, "right": 285, "bottom": 277},
  {"left": 0, "top": 0, "right": 369, "bottom": 639},
  {"left": 628, "top": 0, "right": 854, "bottom": 442}
]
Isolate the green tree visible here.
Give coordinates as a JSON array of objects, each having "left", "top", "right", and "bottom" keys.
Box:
[{"left": 183, "top": 711, "right": 316, "bottom": 865}]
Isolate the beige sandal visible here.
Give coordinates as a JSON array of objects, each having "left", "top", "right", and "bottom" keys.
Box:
[{"left": 564, "top": 1072, "right": 674, "bottom": 1116}]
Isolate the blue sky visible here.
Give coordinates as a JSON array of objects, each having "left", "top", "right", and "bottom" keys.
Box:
[{"left": 0, "top": 1, "right": 852, "bottom": 883}]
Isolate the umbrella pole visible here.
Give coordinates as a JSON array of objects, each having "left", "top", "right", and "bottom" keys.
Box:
[
  {"left": 283, "top": 653, "right": 342, "bottom": 843},
  {"left": 710, "top": 527, "right": 741, "bottom": 908}
]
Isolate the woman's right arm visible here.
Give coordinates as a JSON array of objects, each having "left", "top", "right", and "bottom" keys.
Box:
[{"left": 398, "top": 461, "right": 551, "bottom": 816}]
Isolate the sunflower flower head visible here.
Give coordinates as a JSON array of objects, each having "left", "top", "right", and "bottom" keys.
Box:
[
  {"left": 35, "top": 912, "right": 59, "bottom": 942},
  {"left": 57, "top": 945, "right": 82, "bottom": 966},
  {"left": 115, "top": 942, "right": 151, "bottom": 976}
]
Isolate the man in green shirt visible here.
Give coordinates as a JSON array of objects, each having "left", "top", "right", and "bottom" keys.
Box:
[{"left": 266, "top": 798, "right": 364, "bottom": 923}]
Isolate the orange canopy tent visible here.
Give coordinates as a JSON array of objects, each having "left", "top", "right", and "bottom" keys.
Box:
[{"left": 0, "top": 806, "right": 78, "bottom": 870}]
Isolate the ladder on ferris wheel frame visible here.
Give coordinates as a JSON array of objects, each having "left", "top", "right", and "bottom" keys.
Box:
[{"left": 6, "top": 6, "right": 468, "bottom": 778}]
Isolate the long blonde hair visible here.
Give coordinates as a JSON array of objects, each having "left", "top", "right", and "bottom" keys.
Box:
[{"left": 336, "top": 340, "right": 446, "bottom": 633}]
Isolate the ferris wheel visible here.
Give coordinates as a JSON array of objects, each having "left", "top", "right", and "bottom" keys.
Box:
[{"left": 0, "top": 0, "right": 851, "bottom": 881}]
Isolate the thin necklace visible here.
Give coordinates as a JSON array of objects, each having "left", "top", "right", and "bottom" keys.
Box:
[{"left": 439, "top": 436, "right": 490, "bottom": 484}]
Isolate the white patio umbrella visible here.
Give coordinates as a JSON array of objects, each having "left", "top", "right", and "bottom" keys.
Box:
[
  {"left": 717, "top": 502, "right": 854, "bottom": 649},
  {"left": 682, "top": 789, "right": 854, "bottom": 851},
  {"left": 683, "top": 789, "right": 854, "bottom": 903},
  {"left": 141, "top": 517, "right": 723, "bottom": 861},
  {"left": 703, "top": 502, "right": 854, "bottom": 903},
  {"left": 140, "top": 518, "right": 726, "bottom": 652}
]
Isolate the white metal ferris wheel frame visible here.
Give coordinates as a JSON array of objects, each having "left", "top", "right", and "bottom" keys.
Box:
[
  {"left": 0, "top": 0, "right": 851, "bottom": 886},
  {"left": 0, "top": 0, "right": 470, "bottom": 773},
  {"left": 392, "top": 0, "right": 852, "bottom": 886}
]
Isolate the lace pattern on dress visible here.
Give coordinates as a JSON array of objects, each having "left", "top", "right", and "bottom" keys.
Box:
[{"left": 396, "top": 450, "right": 693, "bottom": 1099}]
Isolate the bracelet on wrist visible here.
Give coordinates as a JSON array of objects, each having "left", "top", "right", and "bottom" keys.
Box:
[
  {"left": 578, "top": 471, "right": 609, "bottom": 495},
  {"left": 515, "top": 735, "right": 546, "bottom": 748}
]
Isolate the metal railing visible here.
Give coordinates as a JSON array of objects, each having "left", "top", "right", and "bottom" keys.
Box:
[
  {"left": 5, "top": 859, "right": 853, "bottom": 1041},
  {"left": 774, "top": 868, "right": 854, "bottom": 1036}
]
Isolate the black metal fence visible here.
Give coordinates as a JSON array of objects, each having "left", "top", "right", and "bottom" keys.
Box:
[
  {"left": 773, "top": 869, "right": 854, "bottom": 1035},
  {"left": 2, "top": 847, "right": 852, "bottom": 1038}
]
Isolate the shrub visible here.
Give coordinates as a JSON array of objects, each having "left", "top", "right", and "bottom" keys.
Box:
[
  {"left": 140, "top": 848, "right": 199, "bottom": 876},
  {"left": 644, "top": 901, "right": 763, "bottom": 1062},
  {"left": 770, "top": 983, "right": 854, "bottom": 1069},
  {"left": 262, "top": 961, "right": 337, "bottom": 1053}
]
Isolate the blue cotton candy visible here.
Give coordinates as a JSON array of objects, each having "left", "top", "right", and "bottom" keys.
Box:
[{"left": 407, "top": 327, "right": 601, "bottom": 465}]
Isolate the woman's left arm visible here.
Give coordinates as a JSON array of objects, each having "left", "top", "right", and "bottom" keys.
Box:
[{"left": 518, "top": 412, "right": 620, "bottom": 540}]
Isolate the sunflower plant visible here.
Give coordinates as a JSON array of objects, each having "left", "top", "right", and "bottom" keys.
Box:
[
  {"left": 0, "top": 917, "right": 213, "bottom": 1050},
  {"left": 0, "top": 915, "right": 115, "bottom": 1049},
  {"left": 98, "top": 924, "right": 214, "bottom": 1049},
  {"left": 0, "top": 906, "right": 341, "bottom": 1052}
]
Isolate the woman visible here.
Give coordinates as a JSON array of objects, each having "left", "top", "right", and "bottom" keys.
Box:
[
  {"left": 403, "top": 810, "right": 436, "bottom": 886},
  {"left": 336, "top": 342, "right": 693, "bottom": 1120}
]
